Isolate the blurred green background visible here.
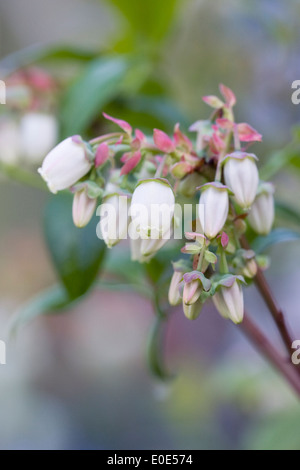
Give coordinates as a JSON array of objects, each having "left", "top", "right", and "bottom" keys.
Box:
[{"left": 0, "top": 0, "right": 300, "bottom": 450}]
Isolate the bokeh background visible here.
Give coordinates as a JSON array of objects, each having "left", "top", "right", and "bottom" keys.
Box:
[{"left": 0, "top": 0, "right": 300, "bottom": 450}]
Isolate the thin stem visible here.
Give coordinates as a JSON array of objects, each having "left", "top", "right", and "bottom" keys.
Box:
[
  {"left": 0, "top": 162, "right": 48, "bottom": 191},
  {"left": 197, "top": 245, "right": 206, "bottom": 271},
  {"left": 215, "top": 130, "right": 232, "bottom": 182},
  {"left": 155, "top": 155, "right": 167, "bottom": 178},
  {"left": 219, "top": 248, "right": 229, "bottom": 274},
  {"left": 89, "top": 132, "right": 123, "bottom": 145},
  {"left": 240, "top": 235, "right": 296, "bottom": 362},
  {"left": 233, "top": 123, "right": 241, "bottom": 150},
  {"left": 240, "top": 312, "right": 300, "bottom": 397},
  {"left": 255, "top": 268, "right": 295, "bottom": 356}
]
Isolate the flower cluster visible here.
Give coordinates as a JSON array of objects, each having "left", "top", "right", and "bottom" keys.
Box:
[
  {"left": 38, "top": 85, "right": 275, "bottom": 325},
  {"left": 0, "top": 67, "right": 58, "bottom": 165}
]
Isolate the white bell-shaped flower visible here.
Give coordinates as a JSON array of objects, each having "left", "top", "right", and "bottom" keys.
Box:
[
  {"left": 0, "top": 118, "right": 20, "bottom": 164},
  {"left": 98, "top": 193, "right": 130, "bottom": 248},
  {"left": 129, "top": 178, "right": 175, "bottom": 261},
  {"left": 198, "top": 182, "right": 229, "bottom": 239},
  {"left": 212, "top": 275, "right": 245, "bottom": 324},
  {"left": 20, "top": 112, "right": 58, "bottom": 164},
  {"left": 38, "top": 136, "right": 92, "bottom": 193},
  {"left": 224, "top": 151, "right": 259, "bottom": 209},
  {"left": 248, "top": 183, "right": 275, "bottom": 235}
]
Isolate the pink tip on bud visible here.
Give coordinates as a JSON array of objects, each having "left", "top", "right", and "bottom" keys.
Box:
[
  {"left": 219, "top": 84, "right": 236, "bottom": 107},
  {"left": 95, "top": 142, "right": 110, "bottom": 168},
  {"left": 71, "top": 135, "right": 83, "bottom": 145},
  {"left": 220, "top": 231, "right": 229, "bottom": 249},
  {"left": 237, "top": 123, "right": 262, "bottom": 142},
  {"left": 202, "top": 95, "right": 224, "bottom": 109},
  {"left": 103, "top": 113, "right": 132, "bottom": 135},
  {"left": 153, "top": 129, "right": 176, "bottom": 153},
  {"left": 120, "top": 150, "right": 141, "bottom": 175}
]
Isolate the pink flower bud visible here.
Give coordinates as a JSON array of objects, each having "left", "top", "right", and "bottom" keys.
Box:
[
  {"left": 72, "top": 188, "right": 97, "bottom": 228},
  {"left": 95, "top": 142, "right": 110, "bottom": 168},
  {"left": 20, "top": 113, "right": 58, "bottom": 164},
  {"left": 223, "top": 152, "right": 259, "bottom": 209},
  {"left": 168, "top": 271, "right": 183, "bottom": 306},
  {"left": 198, "top": 182, "right": 229, "bottom": 239},
  {"left": 248, "top": 183, "right": 275, "bottom": 235},
  {"left": 182, "top": 278, "right": 202, "bottom": 305},
  {"left": 213, "top": 277, "right": 244, "bottom": 324},
  {"left": 182, "top": 271, "right": 211, "bottom": 305},
  {"left": 38, "top": 136, "right": 92, "bottom": 193}
]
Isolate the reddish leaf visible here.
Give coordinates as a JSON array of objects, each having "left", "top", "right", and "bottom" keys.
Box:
[
  {"left": 103, "top": 112, "right": 132, "bottom": 135},
  {"left": 216, "top": 118, "right": 233, "bottom": 130},
  {"left": 153, "top": 129, "right": 175, "bottom": 153},
  {"left": 173, "top": 123, "right": 193, "bottom": 151},
  {"left": 120, "top": 151, "right": 141, "bottom": 175},
  {"left": 202, "top": 95, "right": 224, "bottom": 109},
  {"left": 237, "top": 123, "right": 262, "bottom": 142},
  {"left": 135, "top": 129, "right": 146, "bottom": 143},
  {"left": 219, "top": 84, "right": 236, "bottom": 107}
]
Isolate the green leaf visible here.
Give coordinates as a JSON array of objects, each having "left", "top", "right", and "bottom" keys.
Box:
[
  {"left": 144, "top": 257, "right": 166, "bottom": 284},
  {"left": 60, "top": 56, "right": 130, "bottom": 137},
  {"left": 106, "top": 0, "right": 179, "bottom": 44},
  {"left": 252, "top": 228, "right": 300, "bottom": 254},
  {"left": 44, "top": 192, "right": 106, "bottom": 299},
  {"left": 104, "top": 245, "right": 145, "bottom": 285},
  {"left": 147, "top": 316, "right": 173, "bottom": 381},
  {"left": 9, "top": 285, "right": 80, "bottom": 335},
  {"left": 246, "top": 409, "right": 300, "bottom": 450},
  {"left": 275, "top": 200, "right": 300, "bottom": 229},
  {"left": 0, "top": 44, "right": 97, "bottom": 78},
  {"left": 204, "top": 250, "right": 218, "bottom": 264},
  {"left": 260, "top": 145, "right": 300, "bottom": 180},
  {"left": 124, "top": 95, "right": 189, "bottom": 129}
]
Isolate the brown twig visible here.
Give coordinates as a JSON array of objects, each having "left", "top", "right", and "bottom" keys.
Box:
[
  {"left": 240, "top": 312, "right": 300, "bottom": 397},
  {"left": 254, "top": 268, "right": 295, "bottom": 357},
  {"left": 240, "top": 235, "right": 296, "bottom": 362}
]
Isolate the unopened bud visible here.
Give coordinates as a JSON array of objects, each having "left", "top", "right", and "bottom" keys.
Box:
[
  {"left": 168, "top": 271, "right": 183, "bottom": 306},
  {"left": 72, "top": 188, "right": 97, "bottom": 228},
  {"left": 242, "top": 258, "right": 257, "bottom": 278}
]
